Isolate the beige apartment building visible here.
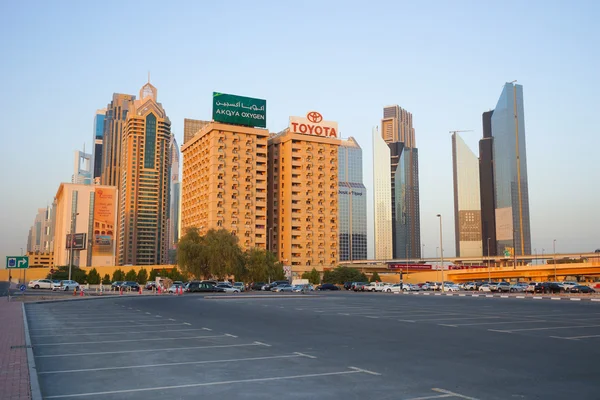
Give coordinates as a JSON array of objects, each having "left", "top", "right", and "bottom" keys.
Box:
[
  {"left": 268, "top": 112, "right": 341, "bottom": 277},
  {"left": 180, "top": 122, "right": 269, "bottom": 249}
]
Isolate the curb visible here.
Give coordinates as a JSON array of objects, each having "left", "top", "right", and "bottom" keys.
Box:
[
  {"left": 22, "top": 303, "right": 43, "bottom": 400},
  {"left": 395, "top": 291, "right": 600, "bottom": 302}
]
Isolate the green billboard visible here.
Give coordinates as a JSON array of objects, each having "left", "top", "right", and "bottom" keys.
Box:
[{"left": 212, "top": 92, "right": 266, "bottom": 128}]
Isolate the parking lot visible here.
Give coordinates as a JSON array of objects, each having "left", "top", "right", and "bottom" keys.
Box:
[{"left": 25, "top": 292, "right": 600, "bottom": 399}]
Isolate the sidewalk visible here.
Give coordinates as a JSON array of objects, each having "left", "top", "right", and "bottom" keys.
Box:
[{"left": 0, "top": 301, "right": 31, "bottom": 400}]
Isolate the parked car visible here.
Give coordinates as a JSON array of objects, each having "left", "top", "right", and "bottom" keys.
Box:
[
  {"left": 382, "top": 283, "right": 402, "bottom": 293},
  {"left": 443, "top": 284, "right": 460, "bottom": 292},
  {"left": 430, "top": 282, "right": 442, "bottom": 291},
  {"left": 479, "top": 283, "right": 492, "bottom": 292},
  {"left": 561, "top": 281, "right": 579, "bottom": 291},
  {"left": 488, "top": 282, "right": 501, "bottom": 292},
  {"left": 569, "top": 285, "right": 596, "bottom": 294},
  {"left": 233, "top": 282, "right": 245, "bottom": 292},
  {"left": 217, "top": 283, "right": 240, "bottom": 293},
  {"left": 273, "top": 284, "right": 294, "bottom": 292},
  {"left": 53, "top": 280, "right": 80, "bottom": 291},
  {"left": 28, "top": 279, "right": 53, "bottom": 289},
  {"left": 534, "top": 282, "right": 564, "bottom": 294},
  {"left": 185, "top": 281, "right": 226, "bottom": 293},
  {"left": 509, "top": 283, "right": 528, "bottom": 292},
  {"left": 463, "top": 282, "right": 477, "bottom": 291},
  {"left": 265, "top": 281, "right": 290, "bottom": 291},
  {"left": 168, "top": 283, "right": 185, "bottom": 293},
  {"left": 317, "top": 283, "right": 340, "bottom": 291},
  {"left": 111, "top": 281, "right": 123, "bottom": 290},
  {"left": 352, "top": 282, "right": 368, "bottom": 292},
  {"left": 496, "top": 282, "right": 512, "bottom": 293},
  {"left": 145, "top": 281, "right": 156, "bottom": 290},
  {"left": 292, "top": 284, "right": 313, "bottom": 292},
  {"left": 364, "top": 282, "right": 386, "bottom": 292},
  {"left": 525, "top": 282, "right": 537, "bottom": 293},
  {"left": 250, "top": 282, "right": 266, "bottom": 291},
  {"left": 344, "top": 282, "right": 353, "bottom": 290},
  {"left": 120, "top": 281, "right": 140, "bottom": 292}
]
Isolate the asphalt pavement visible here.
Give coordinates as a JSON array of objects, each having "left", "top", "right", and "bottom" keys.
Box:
[{"left": 25, "top": 291, "right": 600, "bottom": 399}]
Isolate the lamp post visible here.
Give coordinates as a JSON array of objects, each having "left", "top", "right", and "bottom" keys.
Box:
[
  {"left": 553, "top": 239, "right": 557, "bottom": 281},
  {"left": 512, "top": 229, "right": 517, "bottom": 269},
  {"left": 422, "top": 244, "right": 425, "bottom": 259},
  {"left": 68, "top": 211, "right": 79, "bottom": 281},
  {"left": 487, "top": 237, "right": 491, "bottom": 283},
  {"left": 534, "top": 248, "right": 537, "bottom": 266},
  {"left": 437, "top": 214, "right": 444, "bottom": 292},
  {"left": 405, "top": 243, "right": 409, "bottom": 283}
]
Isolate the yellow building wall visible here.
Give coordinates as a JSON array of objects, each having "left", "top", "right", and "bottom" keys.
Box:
[{"left": 0, "top": 265, "right": 177, "bottom": 283}]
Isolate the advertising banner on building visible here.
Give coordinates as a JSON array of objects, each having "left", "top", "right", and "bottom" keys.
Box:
[
  {"left": 495, "top": 207, "right": 513, "bottom": 242},
  {"left": 66, "top": 233, "right": 86, "bottom": 250},
  {"left": 92, "top": 187, "right": 116, "bottom": 256},
  {"left": 289, "top": 111, "right": 338, "bottom": 138},
  {"left": 212, "top": 92, "right": 266, "bottom": 128}
]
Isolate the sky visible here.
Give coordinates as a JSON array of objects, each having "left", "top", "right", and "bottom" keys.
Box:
[{"left": 1, "top": 0, "right": 599, "bottom": 267}]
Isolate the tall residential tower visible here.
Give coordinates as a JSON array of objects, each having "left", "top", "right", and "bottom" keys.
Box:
[{"left": 372, "top": 128, "right": 393, "bottom": 260}]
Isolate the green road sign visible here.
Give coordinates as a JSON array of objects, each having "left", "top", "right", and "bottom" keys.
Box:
[
  {"left": 6, "top": 256, "right": 29, "bottom": 269},
  {"left": 212, "top": 92, "right": 266, "bottom": 128}
]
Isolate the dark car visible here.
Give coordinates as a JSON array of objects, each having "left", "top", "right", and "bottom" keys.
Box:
[
  {"left": 343, "top": 282, "right": 353, "bottom": 290},
  {"left": 250, "top": 282, "right": 266, "bottom": 291},
  {"left": 570, "top": 285, "right": 596, "bottom": 294},
  {"left": 534, "top": 282, "right": 564, "bottom": 294},
  {"left": 318, "top": 283, "right": 340, "bottom": 291},
  {"left": 145, "top": 281, "right": 156, "bottom": 290},
  {"left": 120, "top": 281, "right": 140, "bottom": 292},
  {"left": 111, "top": 281, "right": 123, "bottom": 290},
  {"left": 185, "top": 281, "right": 226, "bottom": 293},
  {"left": 353, "top": 282, "right": 368, "bottom": 292}
]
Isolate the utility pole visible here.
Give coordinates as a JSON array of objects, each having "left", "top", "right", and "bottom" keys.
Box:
[
  {"left": 487, "top": 237, "right": 491, "bottom": 282},
  {"left": 553, "top": 239, "right": 557, "bottom": 281},
  {"left": 437, "top": 214, "right": 444, "bottom": 292}
]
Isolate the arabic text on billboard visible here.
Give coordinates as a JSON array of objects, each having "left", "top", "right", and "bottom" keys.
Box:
[
  {"left": 92, "top": 187, "right": 116, "bottom": 256},
  {"left": 212, "top": 92, "right": 266, "bottom": 128}
]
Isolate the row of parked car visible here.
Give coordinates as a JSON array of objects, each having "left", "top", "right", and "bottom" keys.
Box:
[{"left": 28, "top": 279, "right": 80, "bottom": 291}]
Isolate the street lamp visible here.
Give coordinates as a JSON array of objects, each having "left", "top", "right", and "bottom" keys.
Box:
[
  {"left": 553, "top": 239, "right": 557, "bottom": 281},
  {"left": 69, "top": 211, "right": 79, "bottom": 281},
  {"left": 487, "top": 237, "right": 491, "bottom": 283},
  {"left": 534, "top": 248, "right": 537, "bottom": 266},
  {"left": 405, "top": 243, "right": 409, "bottom": 282},
  {"left": 437, "top": 214, "right": 444, "bottom": 292}
]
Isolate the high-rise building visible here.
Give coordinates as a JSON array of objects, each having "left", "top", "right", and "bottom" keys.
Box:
[
  {"left": 72, "top": 149, "right": 92, "bottom": 185},
  {"left": 489, "top": 82, "right": 532, "bottom": 256},
  {"left": 117, "top": 81, "right": 172, "bottom": 265},
  {"left": 268, "top": 111, "right": 340, "bottom": 277},
  {"left": 100, "top": 93, "right": 136, "bottom": 188},
  {"left": 381, "top": 105, "right": 421, "bottom": 259},
  {"left": 183, "top": 118, "right": 210, "bottom": 144},
  {"left": 26, "top": 206, "right": 54, "bottom": 253},
  {"left": 53, "top": 183, "right": 117, "bottom": 267},
  {"left": 338, "top": 137, "right": 367, "bottom": 261},
  {"left": 479, "top": 110, "right": 497, "bottom": 256},
  {"left": 92, "top": 109, "right": 106, "bottom": 180},
  {"left": 168, "top": 136, "right": 181, "bottom": 261},
  {"left": 452, "top": 133, "right": 483, "bottom": 257},
  {"left": 373, "top": 128, "right": 393, "bottom": 260},
  {"left": 181, "top": 122, "right": 269, "bottom": 249}
]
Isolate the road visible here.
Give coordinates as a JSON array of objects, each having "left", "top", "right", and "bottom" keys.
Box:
[{"left": 25, "top": 292, "right": 600, "bottom": 399}]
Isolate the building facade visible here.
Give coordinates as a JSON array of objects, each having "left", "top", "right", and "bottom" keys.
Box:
[
  {"left": 181, "top": 122, "right": 269, "bottom": 249},
  {"left": 452, "top": 133, "right": 483, "bottom": 257},
  {"left": 72, "top": 149, "right": 93, "bottom": 185},
  {"left": 338, "top": 137, "right": 367, "bottom": 261},
  {"left": 372, "top": 127, "right": 393, "bottom": 260},
  {"left": 92, "top": 109, "right": 106, "bottom": 180},
  {"left": 183, "top": 118, "right": 210, "bottom": 145},
  {"left": 117, "top": 82, "right": 172, "bottom": 265},
  {"left": 490, "top": 83, "right": 532, "bottom": 256},
  {"left": 27, "top": 207, "right": 54, "bottom": 253},
  {"left": 381, "top": 106, "right": 421, "bottom": 259},
  {"left": 479, "top": 110, "right": 497, "bottom": 256},
  {"left": 168, "top": 136, "right": 181, "bottom": 262},
  {"left": 53, "top": 183, "right": 117, "bottom": 267},
  {"left": 268, "top": 112, "right": 340, "bottom": 277}
]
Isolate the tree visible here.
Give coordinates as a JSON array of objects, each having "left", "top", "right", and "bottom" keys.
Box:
[
  {"left": 370, "top": 272, "right": 381, "bottom": 282},
  {"left": 149, "top": 269, "right": 158, "bottom": 281},
  {"left": 137, "top": 268, "right": 148, "bottom": 284},
  {"left": 322, "top": 266, "right": 367, "bottom": 284},
  {"left": 125, "top": 269, "right": 137, "bottom": 282},
  {"left": 112, "top": 268, "right": 125, "bottom": 282},
  {"left": 302, "top": 268, "right": 321, "bottom": 284},
  {"left": 168, "top": 267, "right": 184, "bottom": 282},
  {"left": 46, "top": 265, "right": 87, "bottom": 283},
  {"left": 102, "top": 274, "right": 111, "bottom": 284},
  {"left": 87, "top": 268, "right": 101, "bottom": 284},
  {"left": 178, "top": 227, "right": 210, "bottom": 279},
  {"left": 204, "top": 229, "right": 243, "bottom": 279}
]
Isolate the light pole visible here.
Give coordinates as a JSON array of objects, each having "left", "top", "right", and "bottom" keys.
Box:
[
  {"left": 405, "top": 243, "right": 409, "bottom": 283},
  {"left": 512, "top": 229, "right": 517, "bottom": 269},
  {"left": 20, "top": 248, "right": 24, "bottom": 284},
  {"left": 422, "top": 244, "right": 425, "bottom": 259},
  {"left": 487, "top": 237, "right": 491, "bottom": 283},
  {"left": 553, "top": 239, "right": 557, "bottom": 281},
  {"left": 534, "top": 248, "right": 537, "bottom": 266},
  {"left": 437, "top": 214, "right": 444, "bottom": 292},
  {"left": 69, "top": 211, "right": 79, "bottom": 281}
]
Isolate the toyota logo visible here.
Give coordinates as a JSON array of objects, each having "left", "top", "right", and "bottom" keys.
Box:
[{"left": 307, "top": 111, "right": 323, "bottom": 123}]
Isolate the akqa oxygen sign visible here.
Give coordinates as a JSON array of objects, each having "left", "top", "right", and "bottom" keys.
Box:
[
  {"left": 289, "top": 111, "right": 338, "bottom": 138},
  {"left": 213, "top": 92, "right": 266, "bottom": 128}
]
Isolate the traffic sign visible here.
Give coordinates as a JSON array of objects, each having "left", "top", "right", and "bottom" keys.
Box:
[
  {"left": 19, "top": 284, "right": 26, "bottom": 292},
  {"left": 6, "top": 256, "right": 29, "bottom": 269}
]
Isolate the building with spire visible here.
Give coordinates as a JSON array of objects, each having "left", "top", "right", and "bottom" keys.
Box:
[
  {"left": 168, "top": 136, "right": 181, "bottom": 262},
  {"left": 380, "top": 105, "right": 421, "bottom": 260},
  {"left": 72, "top": 149, "right": 93, "bottom": 185},
  {"left": 117, "top": 80, "right": 172, "bottom": 265}
]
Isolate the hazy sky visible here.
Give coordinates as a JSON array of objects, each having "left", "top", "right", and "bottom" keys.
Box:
[{"left": 1, "top": 0, "right": 598, "bottom": 266}]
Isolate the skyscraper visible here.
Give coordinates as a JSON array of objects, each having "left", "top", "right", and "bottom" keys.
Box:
[
  {"left": 72, "top": 149, "right": 92, "bottom": 185},
  {"left": 117, "top": 81, "right": 172, "bottom": 265},
  {"left": 452, "top": 133, "right": 483, "bottom": 257},
  {"left": 372, "top": 128, "right": 393, "bottom": 260},
  {"left": 479, "top": 111, "right": 496, "bottom": 256},
  {"left": 92, "top": 109, "right": 106, "bottom": 180},
  {"left": 168, "top": 136, "right": 181, "bottom": 261},
  {"left": 489, "top": 83, "right": 532, "bottom": 256},
  {"left": 381, "top": 105, "right": 421, "bottom": 259},
  {"left": 338, "top": 137, "right": 367, "bottom": 261},
  {"left": 26, "top": 207, "right": 53, "bottom": 253}
]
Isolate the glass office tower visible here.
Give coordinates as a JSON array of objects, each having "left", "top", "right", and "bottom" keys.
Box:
[
  {"left": 491, "top": 83, "right": 531, "bottom": 256},
  {"left": 338, "top": 137, "right": 367, "bottom": 261},
  {"left": 373, "top": 128, "right": 393, "bottom": 260}
]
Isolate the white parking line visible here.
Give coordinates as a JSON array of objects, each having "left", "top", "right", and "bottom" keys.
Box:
[
  {"left": 405, "top": 394, "right": 454, "bottom": 400},
  {"left": 403, "top": 316, "right": 502, "bottom": 322},
  {"left": 44, "top": 368, "right": 373, "bottom": 398},
  {"left": 225, "top": 333, "right": 238, "bottom": 338},
  {"left": 293, "top": 352, "right": 317, "bottom": 359},
  {"left": 31, "top": 328, "right": 213, "bottom": 338},
  {"left": 36, "top": 342, "right": 269, "bottom": 358},
  {"left": 441, "top": 319, "right": 547, "bottom": 327},
  {"left": 30, "top": 319, "right": 148, "bottom": 327},
  {"left": 28, "top": 323, "right": 188, "bottom": 332},
  {"left": 432, "top": 387, "right": 481, "bottom": 400},
  {"left": 348, "top": 366, "right": 381, "bottom": 376},
  {"left": 489, "top": 324, "right": 600, "bottom": 333},
  {"left": 39, "top": 353, "right": 309, "bottom": 374},
  {"left": 550, "top": 334, "right": 600, "bottom": 340},
  {"left": 34, "top": 334, "right": 228, "bottom": 346}
]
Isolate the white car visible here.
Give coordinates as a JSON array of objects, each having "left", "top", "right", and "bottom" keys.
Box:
[
  {"left": 560, "top": 281, "right": 578, "bottom": 291},
  {"left": 443, "top": 284, "right": 460, "bottom": 292},
  {"left": 479, "top": 283, "right": 492, "bottom": 292},
  {"left": 28, "top": 279, "right": 53, "bottom": 289},
  {"left": 216, "top": 283, "right": 240, "bottom": 293},
  {"left": 168, "top": 283, "right": 185, "bottom": 293},
  {"left": 52, "top": 280, "right": 80, "bottom": 291},
  {"left": 382, "top": 283, "right": 403, "bottom": 293}
]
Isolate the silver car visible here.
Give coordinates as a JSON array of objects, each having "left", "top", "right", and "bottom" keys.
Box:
[
  {"left": 28, "top": 279, "right": 53, "bottom": 289},
  {"left": 53, "top": 280, "right": 80, "bottom": 291}
]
